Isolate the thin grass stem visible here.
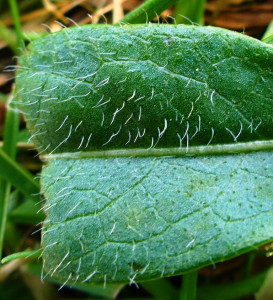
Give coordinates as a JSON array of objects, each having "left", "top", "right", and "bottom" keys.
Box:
[
  {"left": 118, "top": 0, "right": 178, "bottom": 24},
  {"left": 180, "top": 270, "right": 198, "bottom": 300},
  {"left": 8, "top": 0, "right": 24, "bottom": 54}
]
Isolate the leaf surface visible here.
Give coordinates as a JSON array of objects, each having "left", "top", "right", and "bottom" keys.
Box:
[
  {"left": 11, "top": 25, "right": 273, "bottom": 284},
  {"left": 12, "top": 25, "right": 273, "bottom": 153}
]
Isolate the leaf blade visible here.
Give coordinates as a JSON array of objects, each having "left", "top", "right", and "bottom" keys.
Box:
[
  {"left": 10, "top": 24, "right": 273, "bottom": 284},
  {"left": 41, "top": 151, "right": 273, "bottom": 283},
  {"left": 11, "top": 25, "right": 273, "bottom": 155}
]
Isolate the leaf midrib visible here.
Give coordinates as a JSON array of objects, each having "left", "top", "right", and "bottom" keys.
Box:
[{"left": 41, "top": 139, "right": 273, "bottom": 159}]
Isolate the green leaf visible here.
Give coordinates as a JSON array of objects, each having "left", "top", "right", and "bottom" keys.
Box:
[
  {"left": 12, "top": 25, "right": 273, "bottom": 153},
  {"left": 40, "top": 153, "right": 273, "bottom": 283},
  {"left": 11, "top": 25, "right": 273, "bottom": 284}
]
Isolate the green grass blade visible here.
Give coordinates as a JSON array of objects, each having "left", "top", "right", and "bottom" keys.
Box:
[
  {"left": 0, "top": 109, "right": 19, "bottom": 259},
  {"left": 0, "top": 93, "right": 8, "bottom": 103},
  {"left": 23, "top": 31, "right": 48, "bottom": 42},
  {"left": 0, "top": 4, "right": 31, "bottom": 260},
  {"left": 263, "top": 35, "right": 273, "bottom": 45},
  {"left": 262, "top": 20, "right": 273, "bottom": 40},
  {"left": 119, "top": 0, "right": 178, "bottom": 24},
  {"left": 1, "top": 249, "right": 42, "bottom": 264},
  {"left": 197, "top": 270, "right": 268, "bottom": 300},
  {"left": 180, "top": 270, "right": 198, "bottom": 300},
  {"left": 4, "top": 222, "right": 21, "bottom": 252},
  {"left": 0, "top": 182, "right": 12, "bottom": 260},
  {"left": 141, "top": 278, "right": 179, "bottom": 300},
  {"left": 8, "top": 0, "right": 24, "bottom": 54},
  {"left": 262, "top": 20, "right": 273, "bottom": 45},
  {"left": 0, "top": 20, "right": 17, "bottom": 54},
  {"left": 0, "top": 147, "right": 39, "bottom": 196},
  {"left": 8, "top": 197, "right": 44, "bottom": 224},
  {"left": 243, "top": 252, "right": 255, "bottom": 278},
  {"left": 2, "top": 108, "right": 19, "bottom": 157},
  {"left": 174, "top": 0, "right": 206, "bottom": 25}
]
